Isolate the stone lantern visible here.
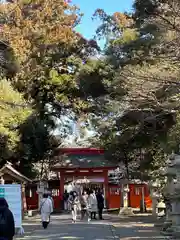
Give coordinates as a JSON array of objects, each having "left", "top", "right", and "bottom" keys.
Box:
[
  {"left": 170, "top": 154, "right": 180, "bottom": 237},
  {"left": 162, "top": 154, "right": 180, "bottom": 237},
  {"left": 37, "top": 181, "right": 48, "bottom": 208},
  {"left": 163, "top": 165, "right": 175, "bottom": 220},
  {"left": 119, "top": 179, "right": 134, "bottom": 216}
]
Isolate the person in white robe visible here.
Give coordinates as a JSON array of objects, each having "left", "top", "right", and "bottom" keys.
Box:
[
  {"left": 68, "top": 191, "right": 80, "bottom": 223},
  {"left": 40, "top": 193, "right": 53, "bottom": 229},
  {"left": 87, "top": 189, "right": 98, "bottom": 220}
]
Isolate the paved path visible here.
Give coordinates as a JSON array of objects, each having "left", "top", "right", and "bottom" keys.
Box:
[
  {"left": 15, "top": 215, "right": 117, "bottom": 240},
  {"left": 111, "top": 214, "right": 168, "bottom": 240},
  {"left": 15, "top": 214, "right": 167, "bottom": 240}
]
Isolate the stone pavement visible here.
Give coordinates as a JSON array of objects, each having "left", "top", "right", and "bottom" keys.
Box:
[
  {"left": 15, "top": 214, "right": 117, "bottom": 240},
  {"left": 111, "top": 214, "right": 168, "bottom": 239},
  {"left": 14, "top": 213, "right": 167, "bottom": 240}
]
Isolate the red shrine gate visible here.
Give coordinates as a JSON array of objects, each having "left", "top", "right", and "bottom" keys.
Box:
[
  {"left": 26, "top": 147, "right": 152, "bottom": 210},
  {"left": 52, "top": 148, "right": 117, "bottom": 208}
]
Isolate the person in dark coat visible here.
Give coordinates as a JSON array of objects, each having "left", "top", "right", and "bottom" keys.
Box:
[
  {"left": 63, "top": 190, "right": 69, "bottom": 211},
  {"left": 96, "top": 189, "right": 104, "bottom": 220},
  {"left": 0, "top": 198, "right": 15, "bottom": 240}
]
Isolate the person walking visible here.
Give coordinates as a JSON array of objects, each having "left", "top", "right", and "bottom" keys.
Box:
[
  {"left": 80, "top": 190, "right": 88, "bottom": 220},
  {"left": 88, "top": 189, "right": 98, "bottom": 220},
  {"left": 96, "top": 189, "right": 104, "bottom": 220},
  {"left": 63, "top": 190, "right": 69, "bottom": 211},
  {"left": 40, "top": 193, "right": 53, "bottom": 229},
  {"left": 0, "top": 198, "right": 15, "bottom": 240},
  {"left": 68, "top": 191, "right": 79, "bottom": 223}
]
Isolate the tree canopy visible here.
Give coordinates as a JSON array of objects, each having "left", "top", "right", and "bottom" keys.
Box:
[
  {"left": 84, "top": 0, "right": 180, "bottom": 180},
  {"left": 0, "top": 79, "right": 31, "bottom": 165},
  {"left": 1, "top": 0, "right": 180, "bottom": 181},
  {"left": 0, "top": 0, "right": 100, "bottom": 113},
  {"left": 0, "top": 0, "right": 100, "bottom": 176}
]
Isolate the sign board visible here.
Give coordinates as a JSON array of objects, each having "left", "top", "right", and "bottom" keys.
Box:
[{"left": 0, "top": 184, "right": 22, "bottom": 228}]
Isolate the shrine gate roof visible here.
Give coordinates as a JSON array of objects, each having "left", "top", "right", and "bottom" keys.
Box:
[
  {"left": 52, "top": 148, "right": 117, "bottom": 170},
  {"left": 0, "top": 162, "right": 32, "bottom": 183}
]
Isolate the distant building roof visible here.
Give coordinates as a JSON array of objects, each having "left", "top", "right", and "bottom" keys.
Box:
[
  {"left": 54, "top": 147, "right": 104, "bottom": 155},
  {"left": 0, "top": 162, "right": 31, "bottom": 183},
  {"left": 52, "top": 148, "right": 117, "bottom": 170}
]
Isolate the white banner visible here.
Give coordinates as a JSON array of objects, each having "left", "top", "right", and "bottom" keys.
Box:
[{"left": 0, "top": 184, "right": 22, "bottom": 228}]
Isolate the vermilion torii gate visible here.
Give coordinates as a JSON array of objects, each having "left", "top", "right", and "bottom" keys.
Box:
[{"left": 51, "top": 148, "right": 117, "bottom": 208}]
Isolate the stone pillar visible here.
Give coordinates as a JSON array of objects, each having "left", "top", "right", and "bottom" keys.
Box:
[
  {"left": 161, "top": 154, "right": 180, "bottom": 237},
  {"left": 149, "top": 181, "right": 161, "bottom": 217},
  {"left": 119, "top": 183, "right": 134, "bottom": 216},
  {"left": 122, "top": 184, "right": 129, "bottom": 207},
  {"left": 37, "top": 181, "right": 45, "bottom": 209},
  {"left": 172, "top": 156, "right": 180, "bottom": 237},
  {"left": 0, "top": 176, "right": 5, "bottom": 184},
  {"left": 151, "top": 191, "right": 159, "bottom": 217}
]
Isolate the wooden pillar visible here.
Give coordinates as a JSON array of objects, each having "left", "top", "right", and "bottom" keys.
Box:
[
  {"left": 59, "top": 170, "right": 64, "bottom": 210},
  {"left": 104, "top": 170, "right": 109, "bottom": 209},
  {"left": 21, "top": 182, "right": 27, "bottom": 219}
]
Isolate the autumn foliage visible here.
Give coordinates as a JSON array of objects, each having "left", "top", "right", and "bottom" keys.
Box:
[
  {"left": 0, "top": 0, "right": 80, "bottom": 63},
  {"left": 0, "top": 0, "right": 99, "bottom": 113},
  {"left": 0, "top": 0, "right": 100, "bottom": 173}
]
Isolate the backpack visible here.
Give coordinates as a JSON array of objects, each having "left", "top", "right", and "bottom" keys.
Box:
[
  {"left": 0, "top": 210, "right": 8, "bottom": 237},
  {"left": 68, "top": 195, "right": 74, "bottom": 204},
  {"left": 39, "top": 199, "right": 47, "bottom": 212}
]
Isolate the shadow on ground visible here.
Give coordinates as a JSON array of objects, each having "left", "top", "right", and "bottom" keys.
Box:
[
  {"left": 112, "top": 215, "right": 166, "bottom": 239},
  {"left": 15, "top": 215, "right": 115, "bottom": 240},
  {"left": 15, "top": 214, "right": 167, "bottom": 240}
]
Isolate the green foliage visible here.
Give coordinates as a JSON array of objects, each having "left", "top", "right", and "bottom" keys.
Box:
[
  {"left": 166, "top": 113, "right": 180, "bottom": 153},
  {"left": 0, "top": 79, "right": 32, "bottom": 164},
  {"left": 0, "top": 0, "right": 99, "bottom": 113},
  {"left": 88, "top": 0, "right": 180, "bottom": 181},
  {"left": 0, "top": 0, "right": 100, "bottom": 177},
  {"left": 16, "top": 113, "right": 55, "bottom": 176},
  {"left": 78, "top": 59, "right": 115, "bottom": 98},
  {"left": 1, "top": 0, "right": 180, "bottom": 182}
]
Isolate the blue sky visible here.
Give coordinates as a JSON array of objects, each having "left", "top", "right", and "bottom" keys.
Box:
[{"left": 73, "top": 0, "right": 133, "bottom": 40}]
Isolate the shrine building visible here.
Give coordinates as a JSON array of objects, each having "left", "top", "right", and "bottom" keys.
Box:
[
  {"left": 51, "top": 147, "right": 116, "bottom": 208},
  {"left": 26, "top": 147, "right": 152, "bottom": 210}
]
